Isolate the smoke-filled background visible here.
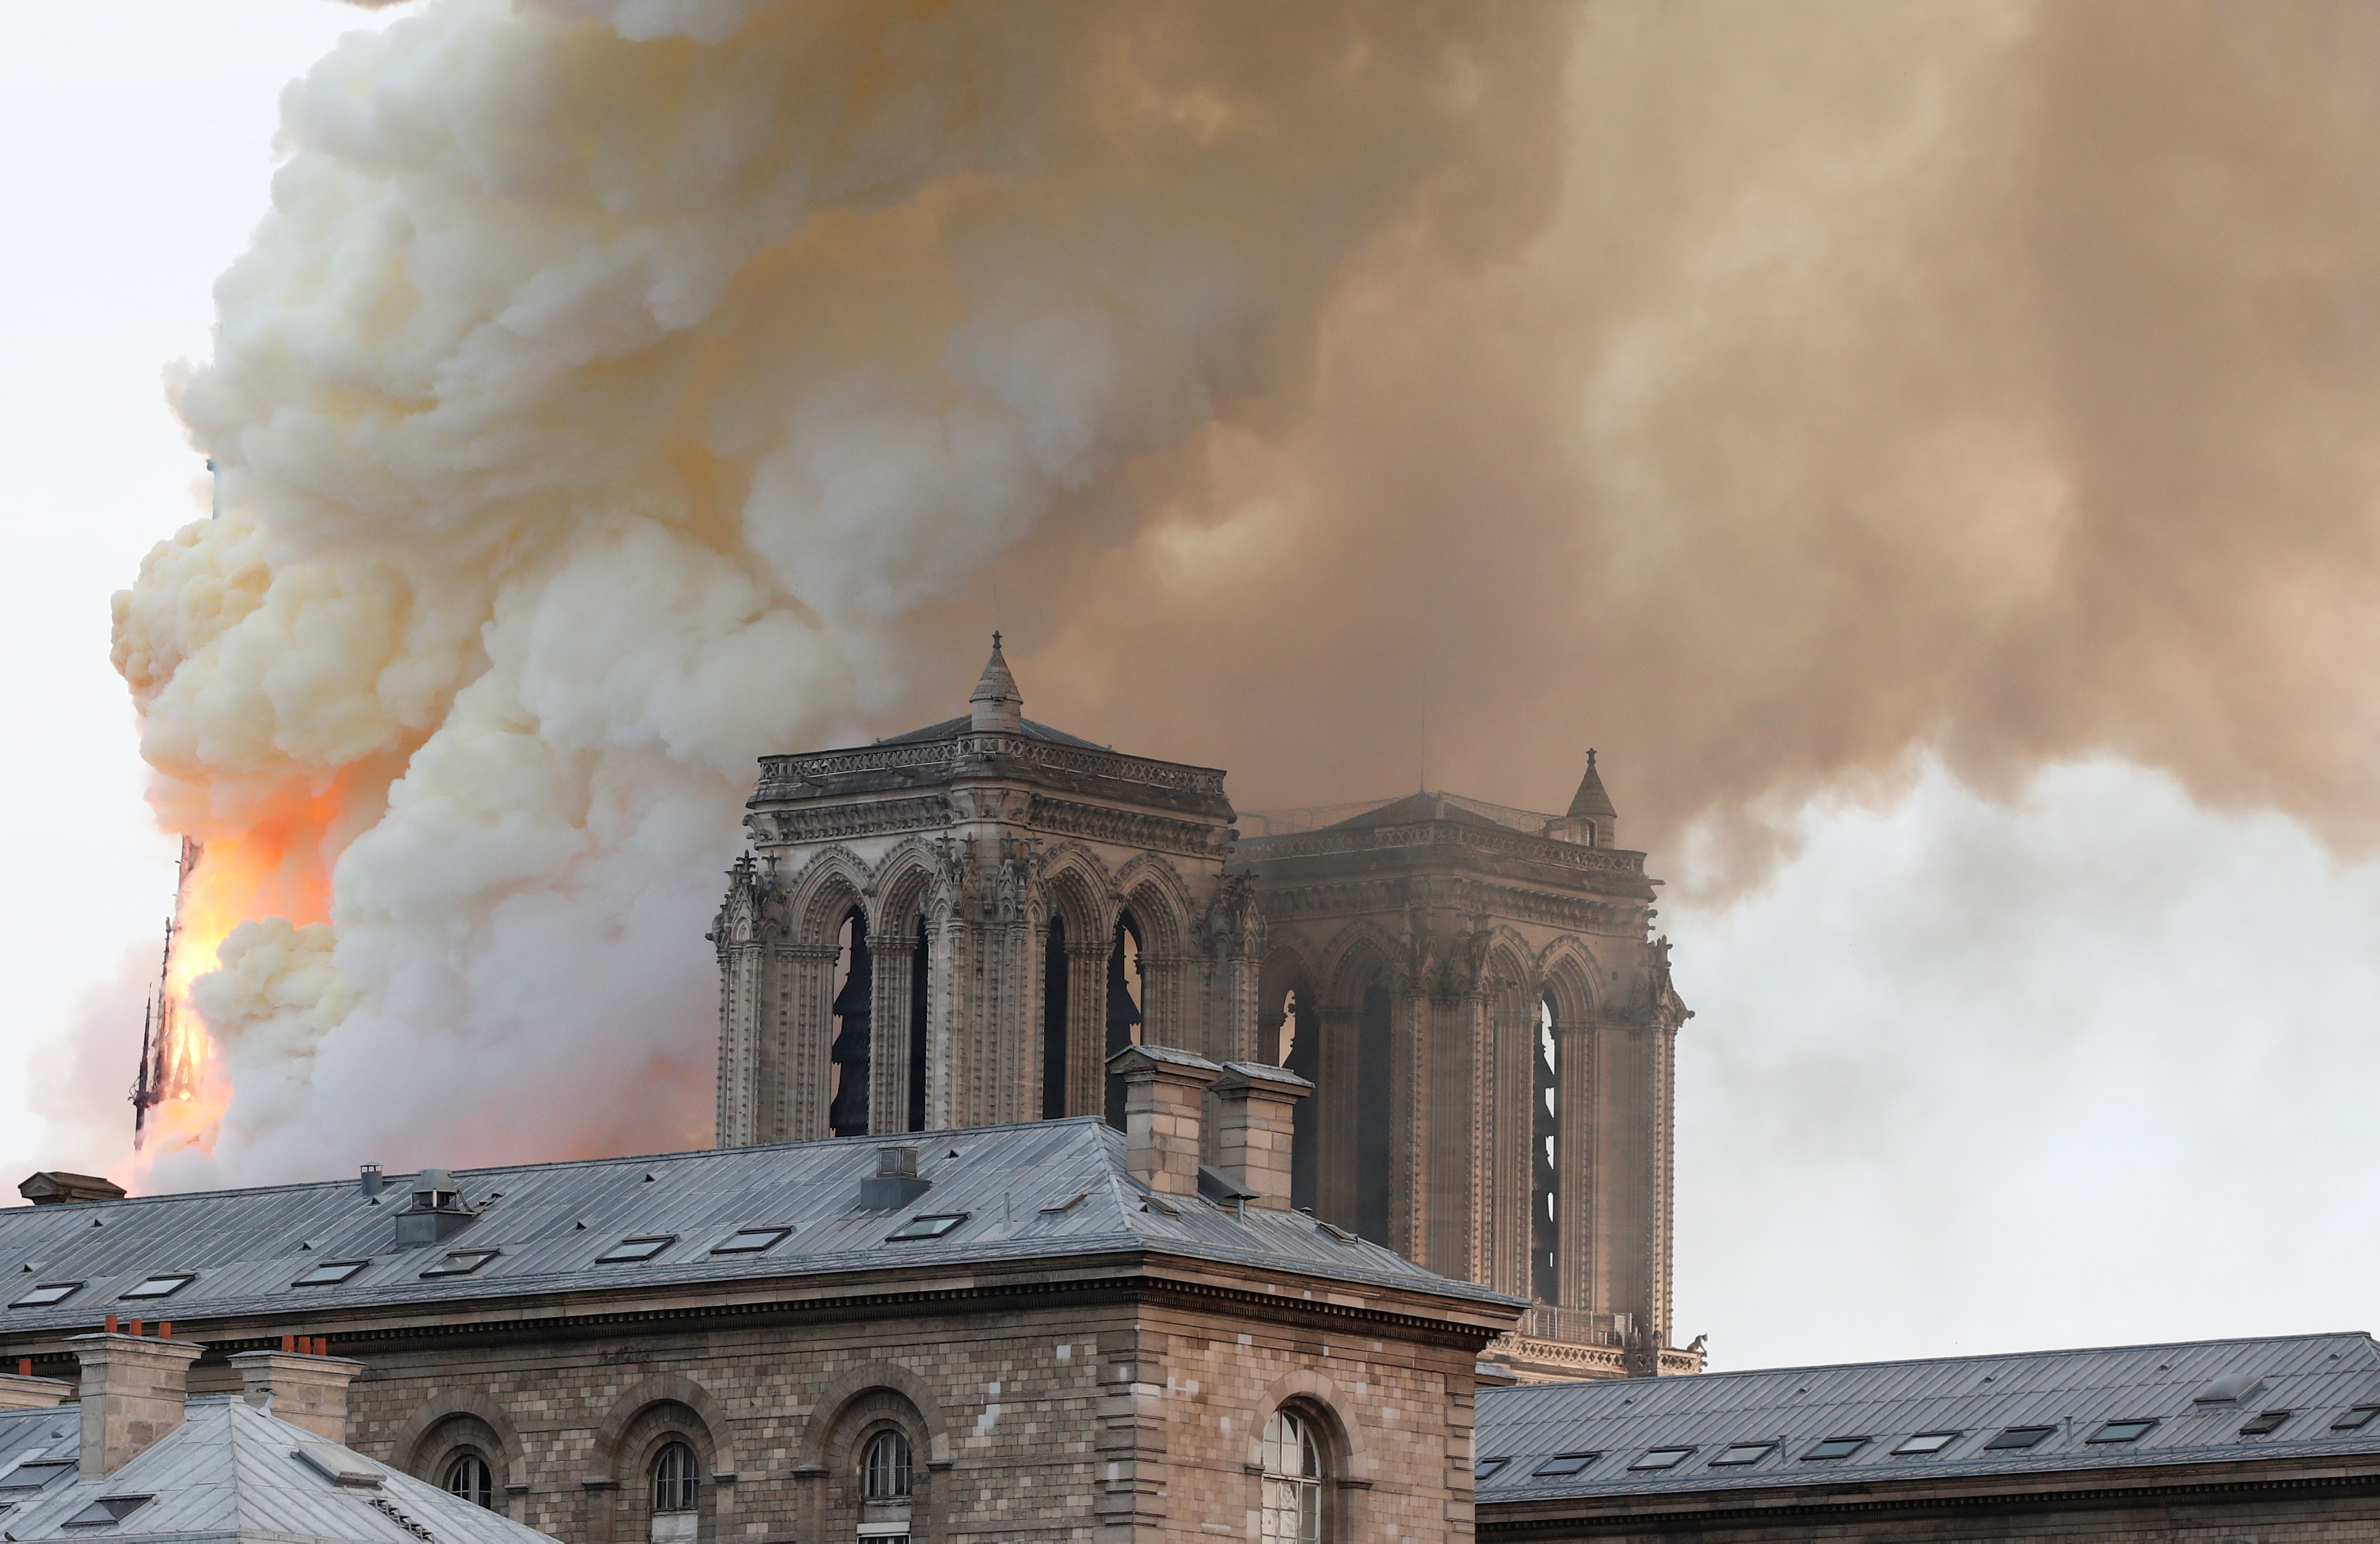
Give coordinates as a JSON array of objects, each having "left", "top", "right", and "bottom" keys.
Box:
[{"left": 11, "top": 0, "right": 2380, "bottom": 1369}]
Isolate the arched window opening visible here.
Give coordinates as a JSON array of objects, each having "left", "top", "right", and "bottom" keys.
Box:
[
  {"left": 860, "top": 1428, "right": 914, "bottom": 1541},
  {"left": 829, "top": 907, "right": 872, "bottom": 1138},
  {"left": 651, "top": 1441, "right": 699, "bottom": 1513},
  {"left": 1260, "top": 1408, "right": 1325, "bottom": 1543},
  {"left": 1278, "top": 986, "right": 1320, "bottom": 1214},
  {"left": 906, "top": 914, "right": 928, "bottom": 1132},
  {"left": 442, "top": 1451, "right": 492, "bottom": 1509},
  {"left": 1354, "top": 979, "right": 1392, "bottom": 1243},
  {"left": 1533, "top": 992, "right": 1559, "bottom": 1303},
  {"left": 1102, "top": 912, "right": 1144, "bottom": 1130},
  {"left": 1040, "top": 913, "right": 1069, "bottom": 1120}
]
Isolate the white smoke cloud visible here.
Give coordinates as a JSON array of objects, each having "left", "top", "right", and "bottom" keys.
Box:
[{"left": 120, "top": 0, "right": 1571, "bottom": 1182}]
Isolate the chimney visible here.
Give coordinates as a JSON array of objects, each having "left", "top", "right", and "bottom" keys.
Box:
[
  {"left": 229, "top": 1349, "right": 367, "bottom": 1443},
  {"left": 69, "top": 1332, "right": 205, "bottom": 1478},
  {"left": 17, "top": 1171, "right": 128, "bottom": 1206},
  {"left": 857, "top": 1146, "right": 932, "bottom": 1210},
  {"left": 1210, "top": 1061, "right": 1312, "bottom": 1210},
  {"left": 1106, "top": 1045, "right": 1222, "bottom": 1196},
  {"left": 0, "top": 1369, "right": 73, "bottom": 1409},
  {"left": 358, "top": 1162, "right": 384, "bottom": 1199},
  {"left": 394, "top": 1169, "right": 475, "bottom": 1246}
]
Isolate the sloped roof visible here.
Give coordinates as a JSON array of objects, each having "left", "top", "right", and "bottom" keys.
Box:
[
  {"left": 0, "top": 1120, "right": 1511, "bottom": 1339},
  {"left": 0, "top": 1398, "right": 556, "bottom": 1544},
  {"left": 1312, "top": 792, "right": 1525, "bottom": 837},
  {"left": 1565, "top": 753, "right": 1616, "bottom": 822},
  {"left": 1476, "top": 1331, "right": 2380, "bottom": 1505},
  {"left": 872, "top": 714, "right": 1108, "bottom": 750}
]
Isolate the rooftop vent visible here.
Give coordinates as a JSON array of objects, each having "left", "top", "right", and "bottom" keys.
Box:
[
  {"left": 857, "top": 1147, "right": 931, "bottom": 1211},
  {"left": 393, "top": 1169, "right": 474, "bottom": 1248},
  {"left": 358, "top": 1164, "right": 383, "bottom": 1199},
  {"left": 17, "top": 1173, "right": 126, "bottom": 1207}
]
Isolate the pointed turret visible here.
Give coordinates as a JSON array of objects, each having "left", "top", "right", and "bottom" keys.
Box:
[
  {"left": 969, "top": 631, "right": 1025, "bottom": 733},
  {"left": 1553, "top": 750, "right": 1618, "bottom": 847}
]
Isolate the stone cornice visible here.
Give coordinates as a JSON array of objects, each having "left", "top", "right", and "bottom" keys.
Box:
[
  {"left": 1027, "top": 795, "right": 1232, "bottom": 858},
  {"left": 756, "top": 736, "right": 1227, "bottom": 808},
  {"left": 1238, "top": 820, "right": 1646, "bottom": 882},
  {"left": 1253, "top": 877, "right": 1646, "bottom": 937}
]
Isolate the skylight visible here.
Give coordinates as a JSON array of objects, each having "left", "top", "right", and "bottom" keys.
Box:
[
  {"left": 885, "top": 1214, "right": 968, "bottom": 1241},
  {"left": 2239, "top": 1410, "right": 2292, "bottom": 1436},
  {"left": 2087, "top": 1420, "right": 2158, "bottom": 1444},
  {"left": 1803, "top": 1437, "right": 1869, "bottom": 1461},
  {"left": 1627, "top": 1447, "right": 1694, "bottom": 1471},
  {"left": 292, "top": 1261, "right": 369, "bottom": 1288},
  {"left": 419, "top": 1249, "right": 500, "bottom": 1278},
  {"left": 63, "top": 1496, "right": 151, "bottom": 1528},
  {"left": 1531, "top": 1453, "right": 1599, "bottom": 1477},
  {"left": 1984, "top": 1426, "right": 2054, "bottom": 1451},
  {"left": 711, "top": 1227, "right": 791, "bottom": 1255},
  {"left": 8, "top": 1283, "right": 81, "bottom": 1309},
  {"left": 596, "top": 1236, "right": 676, "bottom": 1264},
  {"left": 119, "top": 1274, "right": 193, "bottom": 1300},
  {"left": 1474, "top": 1458, "right": 1510, "bottom": 1481},
  {"left": 0, "top": 1461, "right": 74, "bottom": 1494},
  {"left": 1893, "top": 1431, "right": 1961, "bottom": 1456},
  {"left": 1709, "top": 1443, "right": 1773, "bottom": 1466},
  {"left": 2334, "top": 1406, "right": 2380, "bottom": 1431}
]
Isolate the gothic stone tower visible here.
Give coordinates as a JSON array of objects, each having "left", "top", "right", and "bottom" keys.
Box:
[
  {"left": 1230, "top": 762, "right": 1693, "bottom": 1378},
  {"left": 713, "top": 638, "right": 1263, "bottom": 1145},
  {"left": 715, "top": 643, "right": 1693, "bottom": 1379}
]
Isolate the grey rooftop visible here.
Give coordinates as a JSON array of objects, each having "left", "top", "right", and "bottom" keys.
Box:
[
  {"left": 0, "top": 1118, "right": 1510, "bottom": 1337},
  {"left": 0, "top": 1396, "right": 555, "bottom": 1544},
  {"left": 1475, "top": 1330, "right": 2380, "bottom": 1503}
]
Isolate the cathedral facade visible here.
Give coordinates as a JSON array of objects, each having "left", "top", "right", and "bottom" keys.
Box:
[{"left": 713, "top": 641, "right": 1693, "bottom": 1378}]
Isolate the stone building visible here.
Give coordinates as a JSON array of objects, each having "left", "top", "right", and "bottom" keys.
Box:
[
  {"left": 715, "top": 641, "right": 1693, "bottom": 1381},
  {"left": 0, "top": 1069, "right": 1521, "bottom": 1544},
  {"left": 1470, "top": 1331, "right": 2380, "bottom": 1541}
]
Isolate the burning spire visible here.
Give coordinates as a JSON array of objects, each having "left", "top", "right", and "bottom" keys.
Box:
[{"left": 130, "top": 838, "right": 205, "bottom": 1149}]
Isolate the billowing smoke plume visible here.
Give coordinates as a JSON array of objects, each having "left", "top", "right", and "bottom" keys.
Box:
[{"left": 112, "top": 0, "right": 2380, "bottom": 1184}]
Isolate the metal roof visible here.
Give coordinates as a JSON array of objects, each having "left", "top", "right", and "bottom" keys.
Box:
[
  {"left": 0, "top": 1119, "right": 1511, "bottom": 1338},
  {"left": 1476, "top": 1331, "right": 2380, "bottom": 1503},
  {"left": 0, "top": 1397, "right": 558, "bottom": 1544}
]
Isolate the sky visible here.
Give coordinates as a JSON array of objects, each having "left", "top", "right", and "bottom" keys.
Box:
[{"left": 7, "top": 0, "right": 2380, "bottom": 1376}]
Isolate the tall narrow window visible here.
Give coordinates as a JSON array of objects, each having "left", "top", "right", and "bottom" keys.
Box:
[
  {"left": 1533, "top": 992, "right": 1559, "bottom": 1303},
  {"left": 1260, "top": 1409, "right": 1325, "bottom": 1543},
  {"left": 828, "top": 907, "right": 872, "bottom": 1138},
  {"left": 1280, "top": 987, "right": 1319, "bottom": 1214},
  {"left": 1041, "top": 914, "right": 1069, "bottom": 1119},
  {"left": 906, "top": 914, "right": 928, "bottom": 1132},
  {"left": 861, "top": 1429, "right": 913, "bottom": 1543},
  {"left": 443, "top": 1451, "right": 493, "bottom": 1509},
  {"left": 1103, "top": 913, "right": 1144, "bottom": 1130},
  {"left": 1354, "top": 980, "right": 1392, "bottom": 1244},
  {"left": 651, "top": 1442, "right": 698, "bottom": 1513}
]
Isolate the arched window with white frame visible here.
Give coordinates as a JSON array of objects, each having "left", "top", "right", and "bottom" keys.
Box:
[
  {"left": 442, "top": 1450, "right": 492, "bottom": 1509},
  {"left": 649, "top": 1440, "right": 699, "bottom": 1544},
  {"left": 1261, "top": 1407, "right": 1325, "bottom": 1543},
  {"left": 860, "top": 1427, "right": 913, "bottom": 1541}
]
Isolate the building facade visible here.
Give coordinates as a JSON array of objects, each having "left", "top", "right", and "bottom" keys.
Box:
[{"left": 714, "top": 641, "right": 1693, "bottom": 1379}]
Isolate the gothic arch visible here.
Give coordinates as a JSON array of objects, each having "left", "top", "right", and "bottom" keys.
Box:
[
  {"left": 1320, "top": 919, "right": 1404, "bottom": 1007},
  {"left": 1483, "top": 940, "right": 1534, "bottom": 1005},
  {"left": 1111, "top": 853, "right": 1192, "bottom": 958},
  {"left": 789, "top": 846, "right": 874, "bottom": 945},
  {"left": 1037, "top": 843, "right": 1114, "bottom": 941},
  {"left": 872, "top": 839, "right": 942, "bottom": 933},
  {"left": 1537, "top": 937, "right": 1603, "bottom": 1026}
]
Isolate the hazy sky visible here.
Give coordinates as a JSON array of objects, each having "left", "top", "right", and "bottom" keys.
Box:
[{"left": 7, "top": 1, "right": 2380, "bottom": 1375}]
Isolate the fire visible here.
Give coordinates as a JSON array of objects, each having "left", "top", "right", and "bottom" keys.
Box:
[{"left": 131, "top": 793, "right": 340, "bottom": 1178}]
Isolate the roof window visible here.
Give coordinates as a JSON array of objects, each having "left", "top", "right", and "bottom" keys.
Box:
[
  {"left": 1627, "top": 1447, "right": 1695, "bottom": 1471},
  {"left": 595, "top": 1236, "right": 676, "bottom": 1264},
  {"left": 419, "top": 1249, "right": 500, "bottom": 1278},
  {"left": 2088, "top": 1420, "right": 2158, "bottom": 1445},
  {"left": 886, "top": 1213, "right": 969, "bottom": 1241},
  {"left": 710, "top": 1227, "right": 791, "bottom": 1255},
  {"left": 1709, "top": 1443, "right": 1774, "bottom": 1466},
  {"left": 1893, "top": 1431, "right": 1961, "bottom": 1456},
  {"left": 1803, "top": 1437, "right": 1870, "bottom": 1462},
  {"left": 1531, "top": 1453, "right": 1599, "bottom": 1478},
  {"left": 1984, "top": 1426, "right": 2054, "bottom": 1451},
  {"left": 0, "top": 1461, "right": 75, "bottom": 1494},
  {"left": 119, "top": 1274, "right": 193, "bottom": 1300},
  {"left": 1474, "top": 1458, "right": 1510, "bottom": 1481},
  {"left": 292, "top": 1261, "right": 369, "bottom": 1288},
  {"left": 2239, "top": 1410, "right": 2292, "bottom": 1436},
  {"left": 9, "top": 1282, "right": 82, "bottom": 1309},
  {"left": 63, "top": 1496, "right": 151, "bottom": 1528},
  {"left": 2193, "top": 1373, "right": 2268, "bottom": 1405},
  {"left": 2334, "top": 1406, "right": 2380, "bottom": 1431}
]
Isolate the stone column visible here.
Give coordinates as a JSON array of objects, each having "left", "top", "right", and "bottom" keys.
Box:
[
  {"left": 228, "top": 1350, "right": 366, "bottom": 1443},
  {"left": 69, "top": 1332, "right": 205, "bottom": 1479},
  {"left": 1066, "top": 940, "right": 1108, "bottom": 1120},
  {"left": 782, "top": 943, "right": 840, "bottom": 1142},
  {"left": 868, "top": 929, "right": 916, "bottom": 1137},
  {"left": 1557, "top": 1019, "right": 1599, "bottom": 1315},
  {"left": 1313, "top": 1007, "right": 1359, "bottom": 1230}
]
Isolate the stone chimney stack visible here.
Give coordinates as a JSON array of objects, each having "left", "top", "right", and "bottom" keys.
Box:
[
  {"left": 69, "top": 1332, "right": 204, "bottom": 1478},
  {"left": 0, "top": 1369, "right": 73, "bottom": 1409},
  {"left": 229, "top": 1349, "right": 368, "bottom": 1443},
  {"left": 1107, "top": 1045, "right": 1222, "bottom": 1196},
  {"left": 1210, "top": 1061, "right": 1312, "bottom": 1210}
]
